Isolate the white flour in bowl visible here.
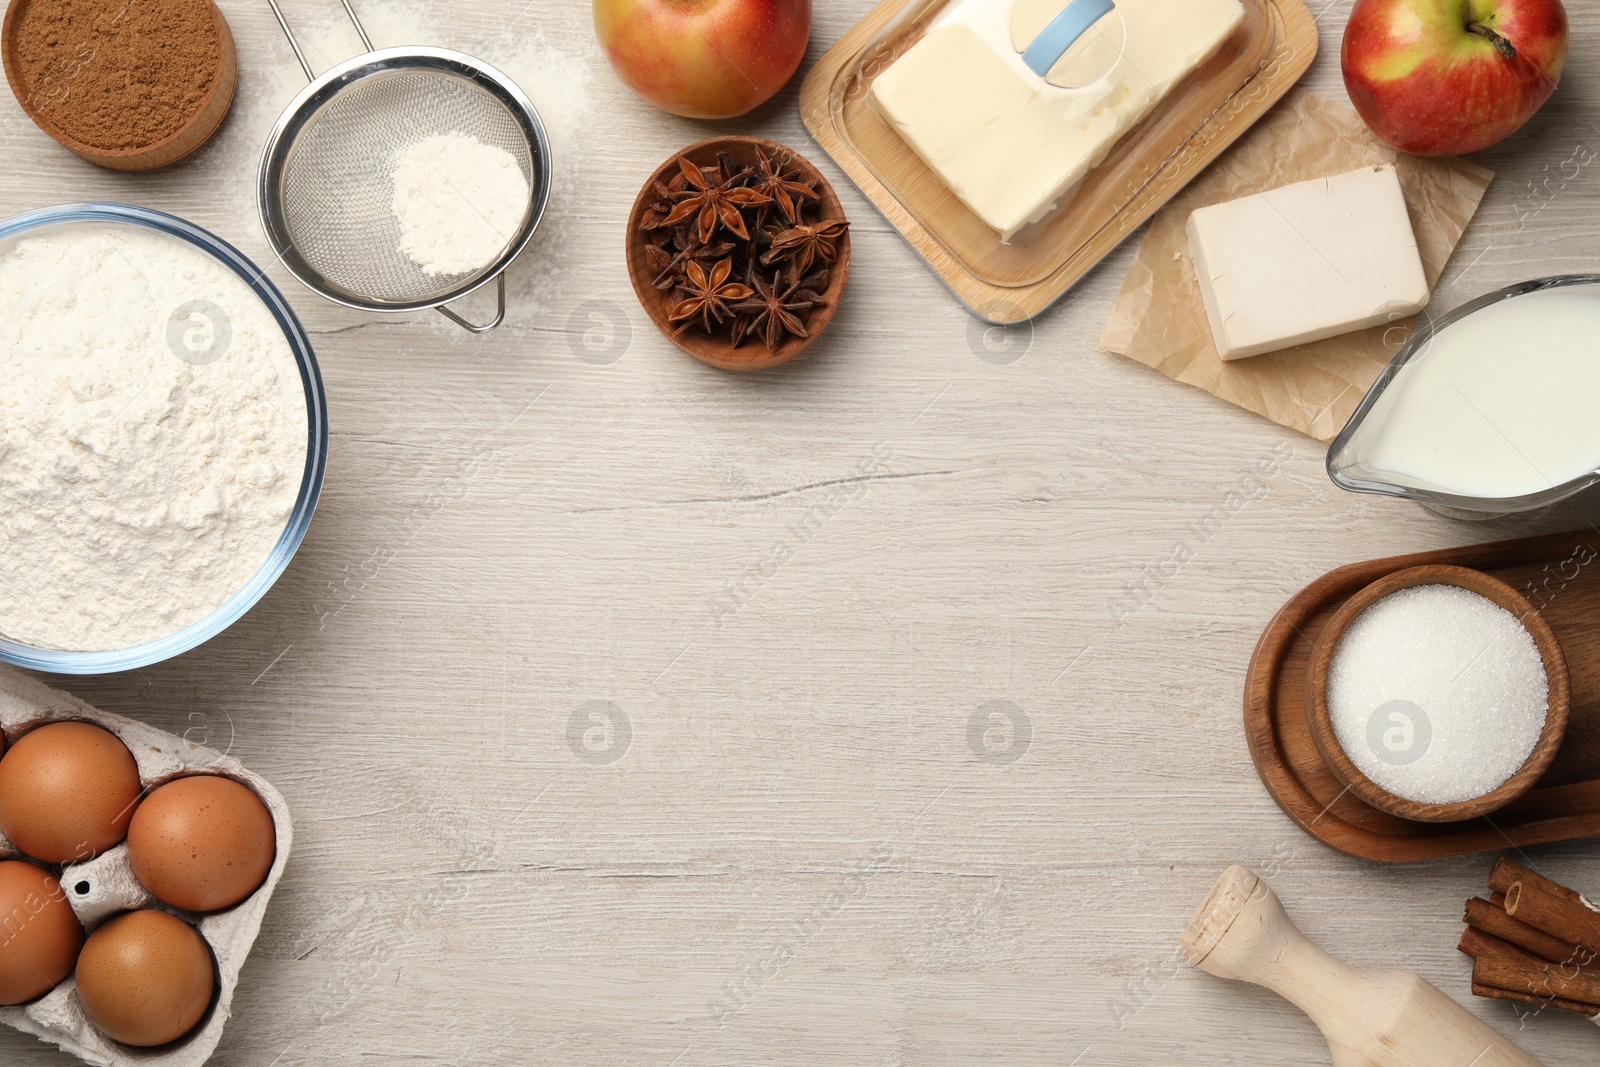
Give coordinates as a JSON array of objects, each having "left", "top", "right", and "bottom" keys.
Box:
[
  {"left": 0, "top": 225, "right": 310, "bottom": 653},
  {"left": 391, "top": 131, "right": 531, "bottom": 276}
]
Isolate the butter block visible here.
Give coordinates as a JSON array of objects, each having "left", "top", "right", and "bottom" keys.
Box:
[
  {"left": 869, "top": 0, "right": 1245, "bottom": 241},
  {"left": 1186, "top": 165, "right": 1431, "bottom": 361}
]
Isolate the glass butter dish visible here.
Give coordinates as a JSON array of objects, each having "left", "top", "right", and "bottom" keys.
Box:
[{"left": 799, "top": 0, "right": 1317, "bottom": 322}]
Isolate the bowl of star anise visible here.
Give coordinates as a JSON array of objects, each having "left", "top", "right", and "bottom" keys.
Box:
[{"left": 627, "top": 136, "right": 851, "bottom": 372}]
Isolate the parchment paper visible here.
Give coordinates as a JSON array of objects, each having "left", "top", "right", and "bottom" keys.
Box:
[{"left": 1099, "top": 89, "right": 1494, "bottom": 441}]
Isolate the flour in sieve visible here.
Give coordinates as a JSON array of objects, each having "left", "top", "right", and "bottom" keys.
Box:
[
  {"left": 391, "top": 131, "right": 531, "bottom": 276},
  {"left": 0, "top": 226, "right": 310, "bottom": 653}
]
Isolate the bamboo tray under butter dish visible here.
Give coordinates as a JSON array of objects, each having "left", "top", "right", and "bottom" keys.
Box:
[
  {"left": 800, "top": 0, "right": 1317, "bottom": 323},
  {"left": 1246, "top": 531, "right": 1600, "bottom": 863}
]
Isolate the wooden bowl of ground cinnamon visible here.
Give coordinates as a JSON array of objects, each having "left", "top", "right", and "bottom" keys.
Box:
[{"left": 2, "top": 0, "right": 237, "bottom": 171}]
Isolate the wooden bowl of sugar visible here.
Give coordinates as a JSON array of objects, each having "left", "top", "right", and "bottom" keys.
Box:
[
  {"left": 1306, "top": 565, "right": 1569, "bottom": 823},
  {"left": 2, "top": 0, "right": 238, "bottom": 171}
]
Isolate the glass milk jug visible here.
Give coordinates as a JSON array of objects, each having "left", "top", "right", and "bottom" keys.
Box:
[{"left": 1327, "top": 275, "right": 1600, "bottom": 517}]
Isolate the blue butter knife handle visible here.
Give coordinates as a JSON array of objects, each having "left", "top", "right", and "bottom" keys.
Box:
[{"left": 1020, "top": 0, "right": 1116, "bottom": 77}]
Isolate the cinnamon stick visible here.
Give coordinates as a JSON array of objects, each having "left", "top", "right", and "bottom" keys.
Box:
[
  {"left": 1472, "top": 980, "right": 1599, "bottom": 1018},
  {"left": 1489, "top": 857, "right": 1600, "bottom": 957},
  {"left": 1463, "top": 897, "right": 1588, "bottom": 966},
  {"left": 1459, "top": 926, "right": 1549, "bottom": 966},
  {"left": 1489, "top": 857, "right": 1586, "bottom": 904},
  {"left": 1474, "top": 953, "right": 1600, "bottom": 1011}
]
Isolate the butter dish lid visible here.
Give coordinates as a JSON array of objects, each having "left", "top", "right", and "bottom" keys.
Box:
[
  {"left": 801, "top": 0, "right": 1318, "bottom": 321},
  {"left": 868, "top": 0, "right": 1248, "bottom": 242}
]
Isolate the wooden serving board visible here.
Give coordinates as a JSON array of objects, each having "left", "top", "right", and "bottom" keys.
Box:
[
  {"left": 1247, "top": 530, "right": 1600, "bottom": 863},
  {"left": 799, "top": 0, "right": 1318, "bottom": 323}
]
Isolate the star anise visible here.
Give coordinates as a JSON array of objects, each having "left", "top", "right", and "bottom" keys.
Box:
[
  {"left": 645, "top": 243, "right": 675, "bottom": 280},
  {"left": 662, "top": 156, "right": 771, "bottom": 244},
  {"left": 668, "top": 258, "right": 754, "bottom": 335},
  {"left": 715, "top": 152, "right": 754, "bottom": 185},
  {"left": 762, "top": 219, "right": 849, "bottom": 276},
  {"left": 649, "top": 237, "right": 736, "bottom": 290},
  {"left": 798, "top": 267, "right": 829, "bottom": 292},
  {"left": 638, "top": 180, "right": 679, "bottom": 230},
  {"left": 748, "top": 147, "right": 818, "bottom": 225},
  {"left": 729, "top": 312, "right": 756, "bottom": 349},
  {"left": 732, "top": 271, "right": 826, "bottom": 350}
]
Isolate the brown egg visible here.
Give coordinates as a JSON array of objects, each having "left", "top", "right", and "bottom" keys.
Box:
[
  {"left": 0, "top": 722, "right": 142, "bottom": 863},
  {"left": 0, "top": 860, "right": 84, "bottom": 1004},
  {"left": 75, "top": 910, "right": 215, "bottom": 1047},
  {"left": 127, "top": 776, "right": 275, "bottom": 912}
]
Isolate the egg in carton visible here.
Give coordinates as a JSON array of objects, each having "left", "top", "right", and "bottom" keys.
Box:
[{"left": 0, "top": 664, "right": 292, "bottom": 1067}]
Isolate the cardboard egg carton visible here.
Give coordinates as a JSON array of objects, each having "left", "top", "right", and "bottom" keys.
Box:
[{"left": 0, "top": 665, "right": 292, "bottom": 1067}]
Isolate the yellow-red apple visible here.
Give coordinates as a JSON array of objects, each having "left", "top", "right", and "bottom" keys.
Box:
[
  {"left": 595, "top": 0, "right": 812, "bottom": 120},
  {"left": 1342, "top": 0, "right": 1567, "bottom": 156}
]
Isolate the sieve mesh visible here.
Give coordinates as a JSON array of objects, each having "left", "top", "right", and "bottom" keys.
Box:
[{"left": 275, "top": 68, "right": 535, "bottom": 305}]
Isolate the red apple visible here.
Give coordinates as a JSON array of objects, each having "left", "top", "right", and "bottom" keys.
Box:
[
  {"left": 1342, "top": 0, "right": 1568, "bottom": 156},
  {"left": 594, "top": 0, "right": 812, "bottom": 120}
]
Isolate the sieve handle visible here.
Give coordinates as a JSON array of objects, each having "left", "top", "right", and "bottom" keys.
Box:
[
  {"left": 341, "top": 0, "right": 375, "bottom": 53},
  {"left": 265, "top": 0, "right": 375, "bottom": 82},
  {"left": 264, "top": 0, "right": 315, "bottom": 81},
  {"left": 438, "top": 274, "right": 507, "bottom": 334}
]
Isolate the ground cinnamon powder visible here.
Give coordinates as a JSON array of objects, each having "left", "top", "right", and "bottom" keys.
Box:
[{"left": 10, "top": 0, "right": 222, "bottom": 150}]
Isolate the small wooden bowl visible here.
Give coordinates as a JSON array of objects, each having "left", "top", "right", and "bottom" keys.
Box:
[
  {"left": 1, "top": 0, "right": 237, "bottom": 171},
  {"left": 626, "top": 136, "right": 850, "bottom": 372},
  {"left": 1306, "top": 565, "right": 1569, "bottom": 823}
]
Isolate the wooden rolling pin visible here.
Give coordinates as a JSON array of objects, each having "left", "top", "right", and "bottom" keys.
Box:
[{"left": 1181, "top": 866, "right": 1545, "bottom": 1067}]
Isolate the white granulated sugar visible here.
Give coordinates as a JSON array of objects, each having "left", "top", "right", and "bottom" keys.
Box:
[
  {"left": 391, "top": 132, "right": 531, "bottom": 276},
  {"left": 0, "top": 226, "right": 309, "bottom": 653},
  {"left": 1327, "top": 584, "right": 1548, "bottom": 804}
]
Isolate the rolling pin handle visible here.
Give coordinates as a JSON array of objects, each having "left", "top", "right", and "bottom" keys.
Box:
[{"left": 1182, "top": 866, "right": 1548, "bottom": 1067}]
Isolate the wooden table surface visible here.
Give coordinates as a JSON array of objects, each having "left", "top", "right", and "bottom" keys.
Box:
[{"left": 5, "top": 0, "right": 1600, "bottom": 1063}]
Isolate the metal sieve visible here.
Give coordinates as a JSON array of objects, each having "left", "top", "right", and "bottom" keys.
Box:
[{"left": 258, "top": 0, "right": 552, "bottom": 332}]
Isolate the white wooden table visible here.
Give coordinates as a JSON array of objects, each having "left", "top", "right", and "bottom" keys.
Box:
[{"left": 5, "top": 0, "right": 1600, "bottom": 1063}]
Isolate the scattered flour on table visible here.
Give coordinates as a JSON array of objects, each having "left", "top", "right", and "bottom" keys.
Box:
[
  {"left": 486, "top": 28, "right": 593, "bottom": 316},
  {"left": 391, "top": 132, "right": 531, "bottom": 277},
  {"left": 0, "top": 226, "right": 310, "bottom": 653}
]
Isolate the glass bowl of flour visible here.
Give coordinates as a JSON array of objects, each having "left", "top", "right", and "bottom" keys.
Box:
[{"left": 0, "top": 204, "right": 327, "bottom": 674}]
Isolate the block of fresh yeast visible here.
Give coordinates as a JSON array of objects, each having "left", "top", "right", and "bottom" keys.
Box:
[
  {"left": 1186, "top": 165, "right": 1431, "bottom": 361},
  {"left": 869, "top": 0, "right": 1245, "bottom": 241}
]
